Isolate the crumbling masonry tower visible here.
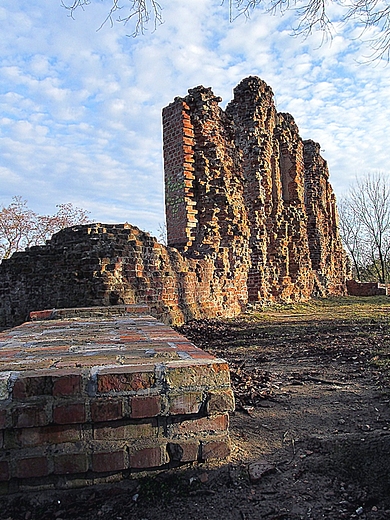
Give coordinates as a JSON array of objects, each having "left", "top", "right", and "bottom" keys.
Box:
[{"left": 163, "top": 76, "right": 347, "bottom": 302}]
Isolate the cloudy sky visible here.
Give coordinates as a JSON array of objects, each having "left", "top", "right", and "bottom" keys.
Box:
[{"left": 1, "top": 0, "right": 389, "bottom": 238}]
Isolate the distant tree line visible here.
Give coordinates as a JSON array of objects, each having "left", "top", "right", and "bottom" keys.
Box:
[
  {"left": 0, "top": 196, "right": 90, "bottom": 262},
  {"left": 338, "top": 173, "right": 390, "bottom": 284}
]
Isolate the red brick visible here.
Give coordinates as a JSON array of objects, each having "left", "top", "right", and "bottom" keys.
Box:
[
  {"left": 13, "top": 376, "right": 52, "bottom": 399},
  {"left": 188, "top": 351, "right": 215, "bottom": 360},
  {"left": 183, "top": 154, "right": 194, "bottom": 163},
  {"left": 15, "top": 456, "right": 49, "bottom": 479},
  {"left": 16, "top": 425, "right": 81, "bottom": 447},
  {"left": 53, "top": 403, "right": 86, "bottom": 424},
  {"left": 129, "top": 446, "right": 167, "bottom": 469},
  {"left": 167, "top": 441, "right": 199, "bottom": 462},
  {"left": 200, "top": 439, "right": 231, "bottom": 460},
  {"left": 170, "top": 414, "right": 229, "bottom": 436},
  {"left": 91, "top": 398, "right": 124, "bottom": 422},
  {"left": 30, "top": 309, "right": 55, "bottom": 321},
  {"left": 92, "top": 451, "right": 126, "bottom": 473},
  {"left": 168, "top": 392, "right": 203, "bottom": 415},
  {"left": 120, "top": 334, "right": 144, "bottom": 342},
  {"left": 0, "top": 461, "right": 9, "bottom": 481},
  {"left": 52, "top": 374, "right": 82, "bottom": 396},
  {"left": 165, "top": 362, "right": 230, "bottom": 389},
  {"left": 54, "top": 453, "right": 89, "bottom": 475},
  {"left": 130, "top": 395, "right": 161, "bottom": 419},
  {"left": 12, "top": 405, "right": 48, "bottom": 428},
  {"left": 97, "top": 371, "right": 154, "bottom": 393}
]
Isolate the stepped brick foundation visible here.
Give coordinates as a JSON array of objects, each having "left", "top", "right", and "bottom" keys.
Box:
[{"left": 0, "top": 305, "right": 233, "bottom": 492}]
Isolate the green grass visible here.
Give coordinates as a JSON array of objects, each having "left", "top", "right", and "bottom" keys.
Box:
[{"left": 245, "top": 296, "right": 390, "bottom": 323}]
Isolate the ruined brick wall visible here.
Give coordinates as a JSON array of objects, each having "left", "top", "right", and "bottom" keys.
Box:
[
  {"left": 303, "top": 139, "right": 347, "bottom": 294},
  {"left": 0, "top": 223, "right": 247, "bottom": 330},
  {"left": 346, "top": 280, "right": 387, "bottom": 296},
  {"left": 163, "top": 76, "right": 348, "bottom": 303},
  {"left": 162, "top": 86, "right": 251, "bottom": 307},
  {"left": 0, "top": 76, "right": 348, "bottom": 331}
]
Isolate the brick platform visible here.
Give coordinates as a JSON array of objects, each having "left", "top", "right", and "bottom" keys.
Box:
[{"left": 0, "top": 305, "right": 234, "bottom": 493}]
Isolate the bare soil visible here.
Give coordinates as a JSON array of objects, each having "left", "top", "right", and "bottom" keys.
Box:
[{"left": 1, "top": 296, "right": 390, "bottom": 520}]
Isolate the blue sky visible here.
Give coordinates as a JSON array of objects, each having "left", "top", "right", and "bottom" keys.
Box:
[{"left": 1, "top": 0, "right": 389, "bottom": 238}]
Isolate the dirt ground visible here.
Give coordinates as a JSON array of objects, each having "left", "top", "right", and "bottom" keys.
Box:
[{"left": 1, "top": 296, "right": 390, "bottom": 520}]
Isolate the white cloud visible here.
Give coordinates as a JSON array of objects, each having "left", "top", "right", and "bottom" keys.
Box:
[{"left": 0, "top": 0, "right": 389, "bottom": 237}]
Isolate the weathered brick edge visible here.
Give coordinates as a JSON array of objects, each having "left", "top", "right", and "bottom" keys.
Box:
[{"left": 0, "top": 359, "right": 234, "bottom": 493}]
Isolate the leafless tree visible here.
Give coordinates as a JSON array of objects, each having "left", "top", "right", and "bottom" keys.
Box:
[
  {"left": 338, "top": 173, "right": 390, "bottom": 283},
  {"left": 0, "top": 197, "right": 37, "bottom": 261},
  {"left": 338, "top": 197, "right": 364, "bottom": 281},
  {"left": 157, "top": 221, "right": 167, "bottom": 245},
  {"left": 0, "top": 197, "right": 91, "bottom": 262},
  {"left": 62, "top": 0, "right": 163, "bottom": 36},
  {"left": 234, "top": 0, "right": 390, "bottom": 60},
  {"left": 62, "top": 0, "right": 390, "bottom": 59}
]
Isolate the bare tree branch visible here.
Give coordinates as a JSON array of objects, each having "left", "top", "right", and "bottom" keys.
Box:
[
  {"left": 228, "top": 0, "right": 390, "bottom": 60},
  {"left": 347, "top": 1, "right": 390, "bottom": 60},
  {"left": 62, "top": 0, "right": 163, "bottom": 36},
  {"left": 60, "top": 0, "right": 390, "bottom": 58},
  {"left": 338, "top": 197, "right": 364, "bottom": 281}
]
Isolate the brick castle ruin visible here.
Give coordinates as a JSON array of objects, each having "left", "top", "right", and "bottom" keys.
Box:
[
  {"left": 163, "top": 76, "right": 347, "bottom": 302},
  {"left": 0, "top": 76, "right": 348, "bottom": 331},
  {"left": 0, "top": 76, "right": 350, "bottom": 489}
]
